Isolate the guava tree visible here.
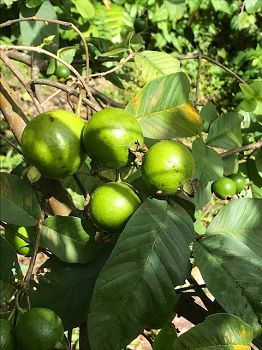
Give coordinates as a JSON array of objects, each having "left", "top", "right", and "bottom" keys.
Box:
[{"left": 0, "top": 1, "right": 262, "bottom": 349}]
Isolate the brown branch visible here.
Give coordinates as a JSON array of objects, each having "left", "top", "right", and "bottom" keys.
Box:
[
  {"left": 0, "top": 77, "right": 27, "bottom": 143},
  {"left": 33, "top": 78, "right": 101, "bottom": 112},
  {"left": 220, "top": 140, "right": 262, "bottom": 158},
  {"left": 6, "top": 49, "right": 124, "bottom": 108},
  {"left": 0, "top": 51, "right": 43, "bottom": 113},
  {"left": 1, "top": 45, "right": 91, "bottom": 97},
  {"left": 90, "top": 51, "right": 135, "bottom": 78},
  {"left": 0, "top": 16, "right": 90, "bottom": 86},
  {"left": 178, "top": 54, "right": 246, "bottom": 85},
  {"left": 23, "top": 207, "right": 45, "bottom": 288}
]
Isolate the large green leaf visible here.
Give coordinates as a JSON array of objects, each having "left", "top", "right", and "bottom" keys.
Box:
[
  {"left": 88, "top": 198, "right": 195, "bottom": 350},
  {"left": 172, "top": 313, "right": 253, "bottom": 349},
  {"left": 20, "top": 0, "right": 58, "bottom": 51},
  {"left": 41, "top": 216, "right": 104, "bottom": 264},
  {"left": 0, "top": 236, "right": 22, "bottom": 303},
  {"left": 29, "top": 249, "right": 111, "bottom": 330},
  {"left": 244, "top": 0, "right": 262, "bottom": 13},
  {"left": 134, "top": 50, "right": 180, "bottom": 83},
  {"left": 194, "top": 198, "right": 262, "bottom": 334},
  {"left": 126, "top": 72, "right": 202, "bottom": 139},
  {"left": 192, "top": 138, "right": 223, "bottom": 182},
  {"left": 0, "top": 173, "right": 41, "bottom": 226},
  {"left": 71, "top": 0, "right": 95, "bottom": 19},
  {"left": 207, "top": 112, "right": 243, "bottom": 150}
]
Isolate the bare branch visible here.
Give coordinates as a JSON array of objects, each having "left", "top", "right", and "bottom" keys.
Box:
[
  {"left": 0, "top": 52, "right": 43, "bottom": 113},
  {"left": 0, "top": 16, "right": 90, "bottom": 86},
  {"left": 33, "top": 78, "right": 101, "bottom": 111},
  {"left": 220, "top": 140, "right": 262, "bottom": 158},
  {"left": 1, "top": 45, "right": 91, "bottom": 97},
  {"left": 178, "top": 54, "right": 246, "bottom": 85},
  {"left": 90, "top": 51, "right": 135, "bottom": 78}
]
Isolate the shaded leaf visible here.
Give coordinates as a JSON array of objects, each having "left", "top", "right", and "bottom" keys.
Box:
[
  {"left": 88, "top": 198, "right": 195, "bottom": 350},
  {"left": 192, "top": 138, "right": 223, "bottom": 182},
  {"left": 126, "top": 73, "right": 202, "bottom": 139},
  {"left": 29, "top": 249, "right": 111, "bottom": 330},
  {"left": 41, "top": 216, "right": 104, "bottom": 264},
  {"left": 207, "top": 112, "right": 243, "bottom": 150},
  {"left": 223, "top": 154, "right": 238, "bottom": 175},
  {"left": 0, "top": 236, "right": 22, "bottom": 303},
  {"left": 172, "top": 313, "right": 253, "bottom": 349},
  {"left": 153, "top": 324, "right": 177, "bottom": 350},
  {"left": 0, "top": 173, "right": 41, "bottom": 226},
  {"left": 194, "top": 198, "right": 262, "bottom": 334},
  {"left": 192, "top": 180, "right": 212, "bottom": 210},
  {"left": 200, "top": 102, "right": 218, "bottom": 132},
  {"left": 135, "top": 50, "right": 180, "bottom": 83}
]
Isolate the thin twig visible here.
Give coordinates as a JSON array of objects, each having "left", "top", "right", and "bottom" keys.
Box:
[
  {"left": 90, "top": 51, "right": 135, "bottom": 78},
  {"left": 6, "top": 50, "right": 123, "bottom": 108},
  {"left": 73, "top": 174, "right": 87, "bottom": 198},
  {"left": 23, "top": 207, "right": 45, "bottom": 288},
  {"left": 40, "top": 89, "right": 62, "bottom": 107},
  {"left": 0, "top": 16, "right": 90, "bottom": 86},
  {"left": 33, "top": 78, "right": 101, "bottom": 111},
  {"left": 220, "top": 140, "right": 262, "bottom": 158},
  {"left": 195, "top": 54, "right": 201, "bottom": 107},
  {"left": 178, "top": 54, "right": 246, "bottom": 85},
  {"left": 0, "top": 135, "right": 23, "bottom": 154},
  {"left": 142, "top": 332, "right": 153, "bottom": 346},
  {"left": 1, "top": 45, "right": 91, "bottom": 97},
  {"left": 0, "top": 52, "right": 43, "bottom": 113}
]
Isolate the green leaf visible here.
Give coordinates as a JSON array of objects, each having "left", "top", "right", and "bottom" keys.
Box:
[
  {"left": 240, "top": 83, "right": 255, "bottom": 97},
  {"left": 207, "top": 112, "right": 243, "bottom": 150},
  {"left": 26, "top": 0, "right": 45, "bottom": 8},
  {"left": 194, "top": 198, "right": 262, "bottom": 334},
  {"left": 88, "top": 198, "right": 195, "bottom": 350},
  {"left": 153, "top": 324, "right": 177, "bottom": 350},
  {"left": 71, "top": 0, "right": 95, "bottom": 19},
  {"left": 244, "top": 0, "right": 262, "bottom": 13},
  {"left": 20, "top": 0, "right": 58, "bottom": 52},
  {"left": 134, "top": 50, "right": 180, "bottom": 83},
  {"left": 57, "top": 46, "right": 78, "bottom": 65},
  {"left": 172, "top": 313, "right": 253, "bottom": 349},
  {"left": 211, "top": 0, "right": 232, "bottom": 14},
  {"left": 41, "top": 216, "right": 104, "bottom": 264},
  {"left": 223, "top": 155, "right": 238, "bottom": 176},
  {"left": 126, "top": 73, "right": 202, "bottom": 139},
  {"left": 255, "top": 149, "right": 262, "bottom": 174},
  {"left": 192, "top": 181, "right": 212, "bottom": 210},
  {"left": 192, "top": 138, "right": 223, "bottom": 182},
  {"left": 29, "top": 249, "right": 111, "bottom": 330},
  {"left": 0, "top": 236, "right": 22, "bottom": 303},
  {"left": 0, "top": 173, "right": 41, "bottom": 226},
  {"left": 200, "top": 102, "right": 218, "bottom": 132}
]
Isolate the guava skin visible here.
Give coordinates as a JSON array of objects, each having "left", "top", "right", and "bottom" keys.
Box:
[
  {"left": 55, "top": 65, "right": 70, "bottom": 79},
  {"left": 5, "top": 226, "right": 33, "bottom": 256},
  {"left": 21, "top": 110, "right": 85, "bottom": 179},
  {"left": 212, "top": 177, "right": 237, "bottom": 199},
  {"left": 141, "top": 140, "right": 195, "bottom": 196},
  {"left": 15, "top": 308, "right": 64, "bottom": 350},
  {"left": 228, "top": 173, "right": 246, "bottom": 193},
  {"left": 0, "top": 319, "right": 15, "bottom": 350},
  {"left": 89, "top": 182, "right": 141, "bottom": 232},
  {"left": 82, "top": 108, "right": 144, "bottom": 169}
]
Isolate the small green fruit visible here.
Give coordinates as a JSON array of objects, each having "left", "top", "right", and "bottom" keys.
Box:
[
  {"left": 89, "top": 182, "right": 141, "bottom": 232},
  {"left": 141, "top": 140, "right": 195, "bottom": 196},
  {"left": 228, "top": 173, "right": 246, "bottom": 192},
  {"left": 5, "top": 226, "right": 34, "bottom": 256},
  {"left": 55, "top": 65, "right": 70, "bottom": 79},
  {"left": 212, "top": 177, "right": 236, "bottom": 199},
  {"left": 82, "top": 108, "right": 144, "bottom": 169}
]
